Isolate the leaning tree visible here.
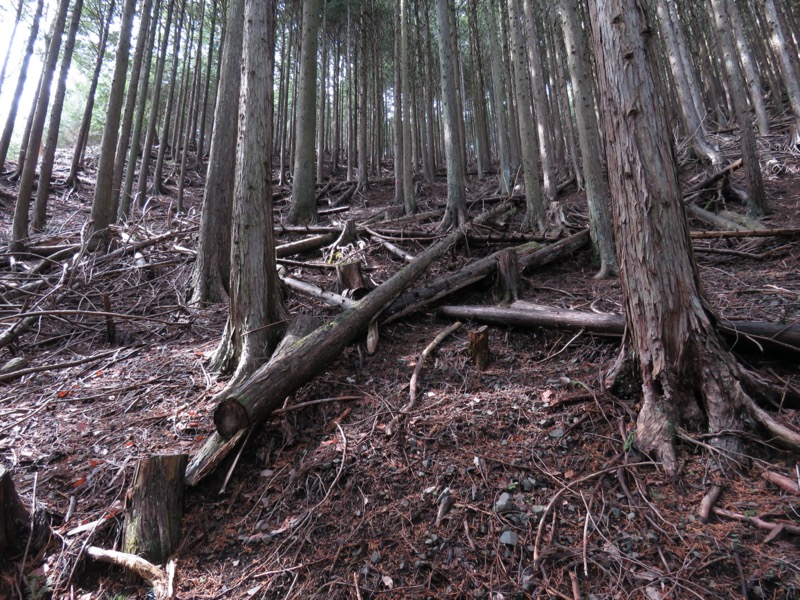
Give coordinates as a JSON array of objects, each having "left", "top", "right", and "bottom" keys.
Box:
[{"left": 588, "top": 0, "right": 800, "bottom": 475}]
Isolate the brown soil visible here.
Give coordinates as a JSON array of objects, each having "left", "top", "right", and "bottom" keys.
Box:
[{"left": 1, "top": 134, "right": 799, "bottom": 599}]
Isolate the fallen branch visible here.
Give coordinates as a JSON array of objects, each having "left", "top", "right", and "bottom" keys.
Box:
[
  {"left": 385, "top": 322, "right": 463, "bottom": 437},
  {"left": 85, "top": 546, "right": 171, "bottom": 598}
]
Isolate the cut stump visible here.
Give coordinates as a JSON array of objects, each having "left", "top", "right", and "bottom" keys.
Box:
[{"left": 122, "top": 454, "right": 188, "bottom": 565}]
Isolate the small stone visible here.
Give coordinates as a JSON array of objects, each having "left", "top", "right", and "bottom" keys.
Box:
[
  {"left": 494, "top": 492, "right": 515, "bottom": 513},
  {"left": 500, "top": 531, "right": 518, "bottom": 546},
  {"left": 549, "top": 427, "right": 565, "bottom": 438},
  {"left": 371, "top": 551, "right": 380, "bottom": 564},
  {"left": 422, "top": 458, "right": 433, "bottom": 468},
  {"left": 521, "top": 478, "right": 534, "bottom": 492}
]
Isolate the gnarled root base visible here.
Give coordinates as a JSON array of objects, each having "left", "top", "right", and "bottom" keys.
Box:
[{"left": 617, "top": 334, "right": 800, "bottom": 478}]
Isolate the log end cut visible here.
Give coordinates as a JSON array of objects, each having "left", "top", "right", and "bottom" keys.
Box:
[{"left": 214, "top": 398, "right": 250, "bottom": 439}]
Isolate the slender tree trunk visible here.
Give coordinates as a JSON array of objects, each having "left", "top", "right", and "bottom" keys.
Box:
[
  {"left": 436, "top": 0, "right": 466, "bottom": 229},
  {"left": 289, "top": 0, "right": 322, "bottom": 224},
  {"left": 31, "top": 0, "right": 85, "bottom": 232},
  {"left": 152, "top": 0, "right": 188, "bottom": 195},
  {"left": 135, "top": 0, "right": 176, "bottom": 208},
  {"left": 11, "top": 0, "right": 72, "bottom": 251},
  {"left": 66, "top": 0, "right": 116, "bottom": 188},
  {"left": 331, "top": 38, "right": 341, "bottom": 175},
  {"left": 188, "top": 0, "right": 244, "bottom": 305},
  {"left": 487, "top": 0, "right": 511, "bottom": 194},
  {"left": 0, "top": 0, "right": 44, "bottom": 171},
  {"left": 728, "top": 0, "right": 770, "bottom": 135},
  {"left": 558, "top": 0, "right": 617, "bottom": 277},
  {"left": 316, "top": 6, "right": 327, "bottom": 184},
  {"left": 211, "top": 0, "right": 285, "bottom": 388},
  {"left": 89, "top": 0, "right": 138, "bottom": 242},
  {"left": 0, "top": 0, "right": 25, "bottom": 100},
  {"left": 401, "top": 0, "right": 416, "bottom": 214},
  {"left": 393, "top": 2, "right": 404, "bottom": 206},
  {"left": 709, "top": 0, "right": 766, "bottom": 216},
  {"left": 356, "top": 3, "right": 369, "bottom": 192},
  {"left": 507, "top": 0, "right": 545, "bottom": 232},
  {"left": 655, "top": 0, "right": 722, "bottom": 164},
  {"left": 467, "top": 1, "right": 490, "bottom": 180},
  {"left": 763, "top": 0, "right": 800, "bottom": 144},
  {"left": 117, "top": 0, "right": 159, "bottom": 220},
  {"left": 521, "top": 0, "right": 556, "bottom": 204},
  {"left": 197, "top": 0, "right": 218, "bottom": 163}
]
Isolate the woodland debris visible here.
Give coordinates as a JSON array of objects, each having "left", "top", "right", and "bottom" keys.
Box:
[
  {"left": 761, "top": 470, "right": 800, "bottom": 495},
  {"left": 469, "top": 326, "right": 490, "bottom": 371},
  {"left": 382, "top": 228, "right": 590, "bottom": 324},
  {"left": 85, "top": 546, "right": 172, "bottom": 599},
  {"left": 385, "top": 321, "right": 463, "bottom": 437},
  {"left": 436, "top": 303, "right": 800, "bottom": 354},
  {"left": 187, "top": 202, "right": 514, "bottom": 484}
]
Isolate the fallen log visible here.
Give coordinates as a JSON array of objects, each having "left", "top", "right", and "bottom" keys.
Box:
[
  {"left": 382, "top": 229, "right": 590, "bottom": 324},
  {"left": 186, "top": 202, "right": 513, "bottom": 484},
  {"left": 690, "top": 228, "right": 800, "bottom": 239},
  {"left": 275, "top": 233, "right": 337, "bottom": 258},
  {"left": 436, "top": 303, "right": 800, "bottom": 354}
]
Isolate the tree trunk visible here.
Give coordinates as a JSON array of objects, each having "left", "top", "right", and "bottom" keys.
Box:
[
  {"left": 31, "top": 0, "right": 85, "bottom": 232},
  {"left": 210, "top": 0, "right": 284, "bottom": 388},
  {"left": 66, "top": 0, "right": 116, "bottom": 188},
  {"left": 0, "top": 0, "right": 44, "bottom": 171},
  {"left": 400, "top": 0, "right": 416, "bottom": 214},
  {"left": 10, "top": 0, "right": 72, "bottom": 251},
  {"left": 289, "top": 0, "right": 322, "bottom": 224},
  {"left": 487, "top": 0, "right": 512, "bottom": 194},
  {"left": 434, "top": 0, "right": 466, "bottom": 229},
  {"left": 467, "top": 2, "right": 490, "bottom": 180},
  {"left": 117, "top": 0, "right": 159, "bottom": 221},
  {"left": 0, "top": 465, "right": 30, "bottom": 559},
  {"left": 134, "top": 0, "right": 176, "bottom": 208},
  {"left": 654, "top": 0, "right": 722, "bottom": 164},
  {"left": 187, "top": 0, "right": 243, "bottom": 304},
  {"left": 588, "top": 0, "right": 798, "bottom": 476},
  {"left": 763, "top": 0, "right": 800, "bottom": 145},
  {"left": 522, "top": 0, "right": 557, "bottom": 204},
  {"left": 558, "top": 0, "right": 618, "bottom": 277},
  {"left": 709, "top": 0, "right": 766, "bottom": 216},
  {"left": 506, "top": 0, "right": 545, "bottom": 233},
  {"left": 152, "top": 0, "right": 188, "bottom": 195},
  {"left": 356, "top": 3, "right": 369, "bottom": 192},
  {"left": 89, "top": 0, "right": 139, "bottom": 241},
  {"left": 316, "top": 6, "right": 327, "bottom": 185},
  {"left": 0, "top": 0, "right": 25, "bottom": 100}
]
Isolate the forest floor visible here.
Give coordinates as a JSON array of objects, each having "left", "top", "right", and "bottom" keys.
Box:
[{"left": 0, "top": 131, "right": 799, "bottom": 600}]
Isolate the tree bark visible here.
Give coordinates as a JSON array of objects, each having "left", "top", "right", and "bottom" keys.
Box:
[
  {"left": 90, "top": 0, "right": 139, "bottom": 241},
  {"left": 289, "top": 0, "right": 322, "bottom": 224},
  {"left": 66, "top": 0, "right": 116, "bottom": 188},
  {"left": 558, "top": 0, "right": 618, "bottom": 277},
  {"left": 188, "top": 0, "right": 244, "bottom": 304},
  {"left": 31, "top": 0, "right": 85, "bottom": 232},
  {"left": 210, "top": 0, "right": 283, "bottom": 388},
  {"left": 436, "top": 0, "right": 467, "bottom": 229},
  {"left": 588, "top": 0, "right": 797, "bottom": 476},
  {"left": 122, "top": 454, "right": 187, "bottom": 564}
]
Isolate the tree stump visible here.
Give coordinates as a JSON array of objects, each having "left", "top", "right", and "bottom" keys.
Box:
[
  {"left": 492, "top": 248, "right": 519, "bottom": 305},
  {"left": 468, "top": 326, "right": 490, "bottom": 371},
  {"left": 122, "top": 454, "right": 188, "bottom": 565},
  {"left": 336, "top": 260, "right": 370, "bottom": 299},
  {"left": 0, "top": 465, "right": 30, "bottom": 559}
]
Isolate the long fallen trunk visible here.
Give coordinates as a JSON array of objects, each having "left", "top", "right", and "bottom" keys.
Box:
[
  {"left": 186, "top": 203, "right": 512, "bottom": 485},
  {"left": 382, "top": 229, "right": 591, "bottom": 324},
  {"left": 436, "top": 303, "right": 800, "bottom": 353}
]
